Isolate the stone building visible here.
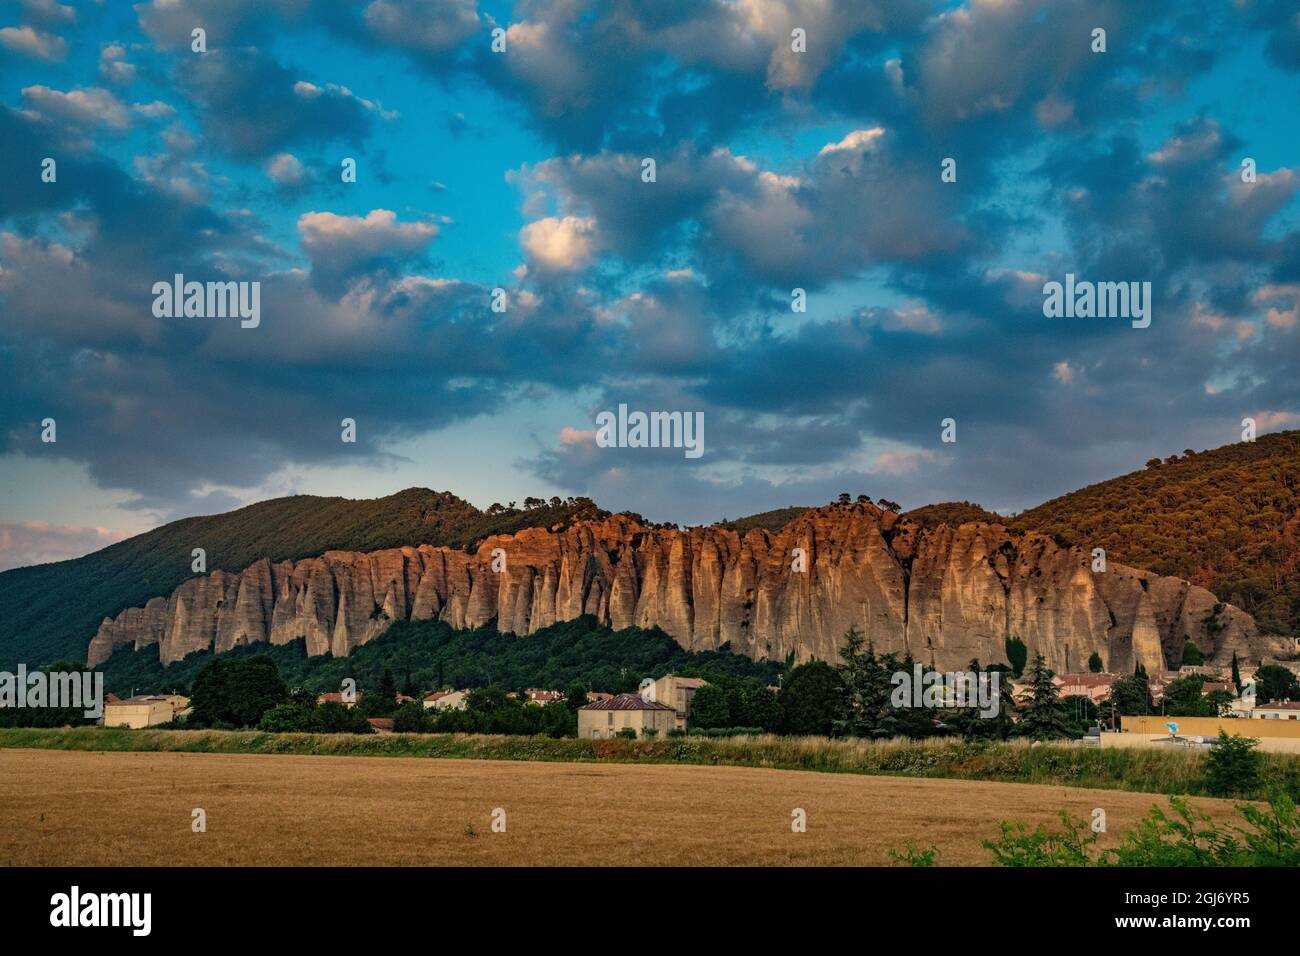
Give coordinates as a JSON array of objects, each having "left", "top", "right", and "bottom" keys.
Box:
[
  {"left": 578, "top": 693, "right": 675, "bottom": 739},
  {"left": 103, "top": 694, "right": 187, "bottom": 729},
  {"left": 649, "top": 674, "right": 707, "bottom": 731}
]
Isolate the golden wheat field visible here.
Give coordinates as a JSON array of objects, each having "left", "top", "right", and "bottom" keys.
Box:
[{"left": 0, "top": 748, "right": 1249, "bottom": 866}]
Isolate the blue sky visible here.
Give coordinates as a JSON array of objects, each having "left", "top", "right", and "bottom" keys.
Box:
[{"left": 1, "top": 0, "right": 1298, "bottom": 570}]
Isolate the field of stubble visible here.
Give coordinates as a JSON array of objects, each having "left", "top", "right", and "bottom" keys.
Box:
[{"left": 0, "top": 748, "right": 1252, "bottom": 866}]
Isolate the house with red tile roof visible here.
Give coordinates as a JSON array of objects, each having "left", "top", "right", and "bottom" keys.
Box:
[
  {"left": 1055, "top": 673, "right": 1118, "bottom": 704},
  {"left": 1253, "top": 700, "right": 1300, "bottom": 720},
  {"left": 422, "top": 689, "right": 468, "bottom": 711},
  {"left": 317, "top": 691, "right": 362, "bottom": 708},
  {"left": 522, "top": 688, "right": 564, "bottom": 704}
]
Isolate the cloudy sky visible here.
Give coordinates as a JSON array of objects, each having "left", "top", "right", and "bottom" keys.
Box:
[{"left": 1, "top": 0, "right": 1298, "bottom": 570}]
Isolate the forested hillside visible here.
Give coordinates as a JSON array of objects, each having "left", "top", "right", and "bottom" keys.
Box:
[
  {"left": 94, "top": 615, "right": 783, "bottom": 698},
  {"left": 1012, "top": 431, "right": 1300, "bottom": 636}
]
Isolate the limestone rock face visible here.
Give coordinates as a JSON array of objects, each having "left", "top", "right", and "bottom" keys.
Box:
[{"left": 86, "top": 505, "right": 1283, "bottom": 669}]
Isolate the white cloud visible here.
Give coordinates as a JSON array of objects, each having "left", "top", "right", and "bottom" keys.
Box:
[
  {"left": 0, "top": 26, "right": 66, "bottom": 62},
  {"left": 818, "top": 127, "right": 886, "bottom": 157},
  {"left": 266, "top": 152, "right": 307, "bottom": 186},
  {"left": 520, "top": 215, "right": 597, "bottom": 272},
  {"left": 99, "top": 43, "right": 137, "bottom": 83},
  {"left": 294, "top": 80, "right": 397, "bottom": 119},
  {"left": 297, "top": 210, "right": 438, "bottom": 283},
  {"left": 133, "top": 100, "right": 176, "bottom": 120},
  {"left": 21, "top": 86, "right": 132, "bottom": 130}
]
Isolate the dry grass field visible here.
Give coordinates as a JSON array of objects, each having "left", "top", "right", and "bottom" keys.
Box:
[{"left": 0, "top": 748, "right": 1253, "bottom": 866}]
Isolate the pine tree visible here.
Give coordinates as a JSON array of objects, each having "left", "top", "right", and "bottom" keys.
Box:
[
  {"left": 1016, "top": 654, "right": 1077, "bottom": 740},
  {"left": 834, "top": 627, "right": 890, "bottom": 737},
  {"left": 954, "top": 661, "right": 1016, "bottom": 740}
]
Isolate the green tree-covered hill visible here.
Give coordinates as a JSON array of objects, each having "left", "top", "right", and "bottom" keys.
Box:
[{"left": 1011, "top": 431, "right": 1300, "bottom": 636}]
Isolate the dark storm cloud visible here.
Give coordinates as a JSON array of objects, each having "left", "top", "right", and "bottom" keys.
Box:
[
  {"left": 177, "top": 48, "right": 379, "bottom": 159},
  {"left": 0, "top": 107, "right": 634, "bottom": 515},
  {"left": 135, "top": 0, "right": 312, "bottom": 49},
  {"left": 457, "top": 0, "right": 931, "bottom": 152},
  {"left": 3, "top": 1, "right": 1300, "bottom": 529}
]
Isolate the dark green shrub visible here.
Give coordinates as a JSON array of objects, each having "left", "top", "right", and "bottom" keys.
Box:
[{"left": 1205, "top": 732, "right": 1262, "bottom": 797}]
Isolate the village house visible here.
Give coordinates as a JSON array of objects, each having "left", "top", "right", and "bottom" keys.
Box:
[
  {"left": 422, "top": 689, "right": 469, "bottom": 711},
  {"left": 523, "top": 688, "right": 564, "bottom": 704},
  {"left": 578, "top": 693, "right": 676, "bottom": 739},
  {"left": 317, "top": 691, "right": 362, "bottom": 708},
  {"left": 1054, "top": 673, "right": 1117, "bottom": 704},
  {"left": 1253, "top": 700, "right": 1300, "bottom": 720},
  {"left": 103, "top": 694, "right": 189, "bottom": 729},
  {"left": 505, "top": 688, "right": 565, "bottom": 704},
  {"left": 650, "top": 674, "right": 707, "bottom": 731}
]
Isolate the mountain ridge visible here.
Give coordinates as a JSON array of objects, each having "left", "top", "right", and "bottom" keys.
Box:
[
  {"left": 6, "top": 432, "right": 1298, "bottom": 671},
  {"left": 0, "top": 489, "right": 601, "bottom": 670},
  {"left": 86, "top": 501, "right": 1283, "bottom": 674}
]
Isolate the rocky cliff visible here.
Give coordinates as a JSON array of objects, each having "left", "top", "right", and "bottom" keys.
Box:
[{"left": 86, "top": 504, "right": 1281, "bottom": 671}]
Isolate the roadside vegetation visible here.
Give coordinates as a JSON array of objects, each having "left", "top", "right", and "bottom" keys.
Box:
[{"left": 892, "top": 788, "right": 1299, "bottom": 867}]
